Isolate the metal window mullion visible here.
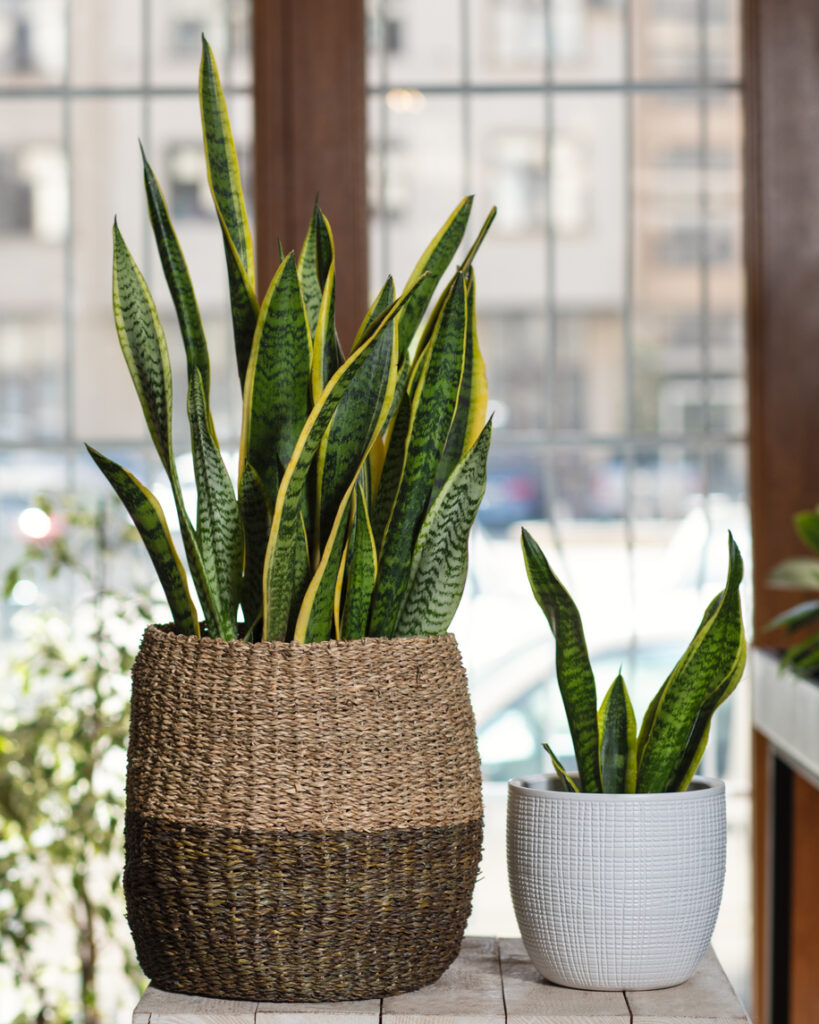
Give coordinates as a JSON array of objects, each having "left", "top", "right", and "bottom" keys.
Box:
[{"left": 622, "top": 0, "right": 638, "bottom": 674}]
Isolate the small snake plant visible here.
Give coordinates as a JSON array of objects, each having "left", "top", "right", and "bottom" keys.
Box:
[
  {"left": 87, "top": 38, "right": 494, "bottom": 643},
  {"left": 521, "top": 529, "right": 746, "bottom": 793},
  {"left": 766, "top": 504, "right": 819, "bottom": 678}
]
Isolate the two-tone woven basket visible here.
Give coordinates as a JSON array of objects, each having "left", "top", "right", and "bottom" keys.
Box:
[{"left": 124, "top": 625, "right": 483, "bottom": 1001}]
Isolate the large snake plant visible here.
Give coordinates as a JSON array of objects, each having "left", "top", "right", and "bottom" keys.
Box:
[
  {"left": 766, "top": 504, "right": 819, "bottom": 679},
  {"left": 521, "top": 529, "right": 746, "bottom": 793},
  {"left": 87, "top": 39, "right": 493, "bottom": 643}
]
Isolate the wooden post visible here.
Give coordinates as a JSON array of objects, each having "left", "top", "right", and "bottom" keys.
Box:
[{"left": 253, "top": 0, "right": 368, "bottom": 352}]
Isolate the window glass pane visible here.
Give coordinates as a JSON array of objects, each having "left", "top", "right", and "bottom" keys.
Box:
[
  {"left": 0, "top": 0, "right": 66, "bottom": 87},
  {"left": 69, "top": 0, "right": 143, "bottom": 86},
  {"left": 150, "top": 0, "right": 252, "bottom": 88},
  {"left": 550, "top": 0, "right": 625, "bottom": 83},
  {"left": 377, "top": 0, "right": 463, "bottom": 86}
]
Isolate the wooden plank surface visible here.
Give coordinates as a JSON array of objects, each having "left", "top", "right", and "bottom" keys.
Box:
[
  {"left": 627, "top": 948, "right": 749, "bottom": 1023},
  {"left": 499, "top": 938, "right": 630, "bottom": 1024},
  {"left": 132, "top": 938, "right": 750, "bottom": 1022},
  {"left": 256, "top": 996, "right": 380, "bottom": 1023},
  {"left": 381, "top": 936, "right": 506, "bottom": 1024},
  {"left": 132, "top": 983, "right": 256, "bottom": 1023}
]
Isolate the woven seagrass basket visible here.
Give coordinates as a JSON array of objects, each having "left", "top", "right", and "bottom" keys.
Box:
[{"left": 124, "top": 625, "right": 483, "bottom": 1002}]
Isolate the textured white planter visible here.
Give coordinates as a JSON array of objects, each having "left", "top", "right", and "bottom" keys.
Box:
[{"left": 507, "top": 773, "right": 726, "bottom": 991}]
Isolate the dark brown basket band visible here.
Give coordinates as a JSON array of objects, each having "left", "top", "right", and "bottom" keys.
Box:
[{"left": 124, "top": 812, "right": 483, "bottom": 1002}]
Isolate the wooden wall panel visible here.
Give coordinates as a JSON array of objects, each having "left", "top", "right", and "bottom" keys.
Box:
[
  {"left": 253, "top": 0, "right": 368, "bottom": 351},
  {"left": 745, "top": 0, "right": 819, "bottom": 641}
]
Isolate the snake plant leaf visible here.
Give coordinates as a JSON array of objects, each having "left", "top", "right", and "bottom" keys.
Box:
[
  {"left": 262, "top": 308, "right": 408, "bottom": 641},
  {"left": 112, "top": 221, "right": 175, "bottom": 475},
  {"left": 352, "top": 276, "right": 395, "bottom": 352},
  {"left": 597, "top": 673, "right": 637, "bottom": 794},
  {"left": 293, "top": 497, "right": 353, "bottom": 642},
  {"left": 310, "top": 212, "right": 343, "bottom": 404},
  {"left": 188, "top": 369, "right": 242, "bottom": 639},
  {"left": 521, "top": 529, "right": 602, "bottom": 794},
  {"left": 239, "top": 252, "right": 311, "bottom": 504},
  {"left": 767, "top": 598, "right": 819, "bottom": 633},
  {"left": 199, "top": 35, "right": 258, "bottom": 385},
  {"left": 459, "top": 206, "right": 498, "bottom": 274},
  {"left": 238, "top": 461, "right": 271, "bottom": 638},
  {"left": 430, "top": 271, "right": 488, "bottom": 504},
  {"left": 299, "top": 319, "right": 399, "bottom": 636},
  {"left": 794, "top": 507, "right": 819, "bottom": 556},
  {"left": 768, "top": 556, "right": 819, "bottom": 590},
  {"left": 341, "top": 484, "right": 378, "bottom": 639},
  {"left": 636, "top": 532, "right": 746, "bottom": 793},
  {"left": 86, "top": 445, "right": 199, "bottom": 636},
  {"left": 395, "top": 196, "right": 473, "bottom": 359},
  {"left": 543, "top": 743, "right": 579, "bottom": 793},
  {"left": 369, "top": 274, "right": 468, "bottom": 636},
  {"left": 297, "top": 198, "right": 334, "bottom": 336},
  {"left": 393, "top": 419, "right": 491, "bottom": 637},
  {"left": 316, "top": 310, "right": 398, "bottom": 549},
  {"left": 141, "top": 144, "right": 210, "bottom": 402}
]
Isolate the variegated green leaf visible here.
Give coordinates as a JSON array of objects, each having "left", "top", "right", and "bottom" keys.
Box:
[
  {"left": 297, "top": 199, "right": 334, "bottom": 336},
  {"left": 310, "top": 212, "right": 343, "bottom": 404},
  {"left": 598, "top": 674, "right": 637, "bottom": 793},
  {"left": 316, "top": 311, "right": 398, "bottom": 549},
  {"left": 794, "top": 507, "right": 819, "bottom": 557},
  {"left": 262, "top": 310, "right": 406, "bottom": 641},
  {"left": 341, "top": 484, "right": 378, "bottom": 640},
  {"left": 543, "top": 743, "right": 579, "bottom": 792},
  {"left": 141, "top": 144, "right": 210, "bottom": 402},
  {"left": 238, "top": 461, "right": 271, "bottom": 639},
  {"left": 637, "top": 533, "right": 746, "bottom": 793},
  {"left": 239, "top": 253, "right": 311, "bottom": 504},
  {"left": 460, "top": 206, "right": 497, "bottom": 274},
  {"left": 188, "top": 369, "right": 242, "bottom": 639},
  {"left": 393, "top": 420, "right": 491, "bottom": 637},
  {"left": 199, "top": 36, "right": 258, "bottom": 385},
  {"left": 369, "top": 274, "right": 468, "bottom": 636},
  {"left": 112, "top": 221, "right": 174, "bottom": 474},
  {"left": 352, "top": 276, "right": 395, "bottom": 352},
  {"left": 293, "top": 497, "right": 353, "bottom": 642},
  {"left": 430, "top": 270, "right": 488, "bottom": 504},
  {"left": 199, "top": 36, "right": 254, "bottom": 285},
  {"left": 396, "top": 196, "right": 473, "bottom": 358},
  {"left": 521, "top": 529, "right": 602, "bottom": 794},
  {"left": 86, "top": 445, "right": 199, "bottom": 635}
]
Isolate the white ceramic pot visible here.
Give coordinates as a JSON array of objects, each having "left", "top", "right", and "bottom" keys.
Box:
[{"left": 507, "top": 773, "right": 726, "bottom": 990}]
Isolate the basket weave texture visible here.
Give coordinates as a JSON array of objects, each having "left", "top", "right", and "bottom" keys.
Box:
[{"left": 124, "top": 625, "right": 483, "bottom": 1001}]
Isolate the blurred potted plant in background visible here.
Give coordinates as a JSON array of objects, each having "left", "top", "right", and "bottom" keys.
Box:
[
  {"left": 766, "top": 503, "right": 819, "bottom": 680},
  {"left": 0, "top": 497, "right": 154, "bottom": 1024}
]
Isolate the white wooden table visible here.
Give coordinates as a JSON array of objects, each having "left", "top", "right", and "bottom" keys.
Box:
[{"left": 132, "top": 936, "right": 750, "bottom": 1023}]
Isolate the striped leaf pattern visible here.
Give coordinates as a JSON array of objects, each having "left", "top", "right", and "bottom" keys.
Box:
[
  {"left": 396, "top": 195, "right": 473, "bottom": 358},
  {"left": 310, "top": 214, "right": 343, "bottom": 404},
  {"left": 93, "top": 40, "right": 494, "bottom": 643},
  {"left": 188, "top": 369, "right": 243, "bottom": 639},
  {"left": 141, "top": 146, "right": 210, "bottom": 402},
  {"left": 369, "top": 276, "right": 468, "bottom": 636},
  {"left": 240, "top": 253, "right": 311, "bottom": 504},
  {"left": 430, "top": 272, "right": 488, "bottom": 504},
  {"left": 521, "top": 529, "right": 602, "bottom": 793},
  {"left": 86, "top": 445, "right": 199, "bottom": 636},
  {"left": 597, "top": 674, "right": 637, "bottom": 794},
  {"left": 238, "top": 462, "right": 271, "bottom": 639},
  {"left": 636, "top": 533, "right": 746, "bottom": 793},
  {"left": 199, "top": 36, "right": 258, "bottom": 385},
  {"left": 112, "top": 222, "right": 175, "bottom": 474},
  {"left": 340, "top": 485, "right": 378, "bottom": 640},
  {"left": 394, "top": 420, "right": 491, "bottom": 637},
  {"left": 316, "top": 314, "right": 398, "bottom": 548},
  {"left": 543, "top": 743, "right": 579, "bottom": 793},
  {"left": 262, "top": 322, "right": 397, "bottom": 641}
]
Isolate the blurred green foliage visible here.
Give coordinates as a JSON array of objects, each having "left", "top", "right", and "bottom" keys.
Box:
[{"left": 1, "top": 497, "right": 156, "bottom": 1024}]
